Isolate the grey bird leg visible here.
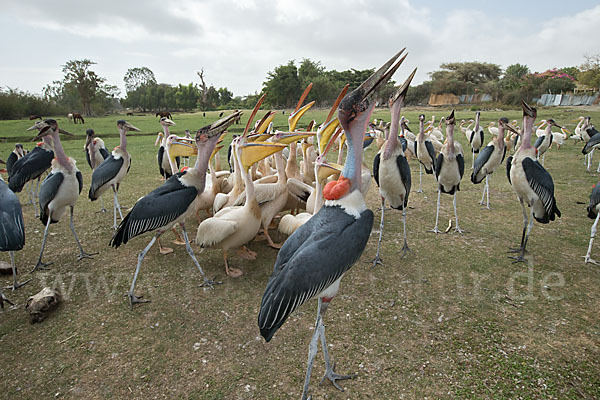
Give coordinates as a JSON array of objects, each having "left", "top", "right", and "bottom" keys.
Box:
[
  {"left": 510, "top": 205, "right": 534, "bottom": 263},
  {"left": 70, "top": 206, "right": 98, "bottom": 261},
  {"left": 417, "top": 164, "right": 423, "bottom": 193},
  {"left": 400, "top": 207, "right": 411, "bottom": 256},
  {"left": 508, "top": 198, "right": 528, "bottom": 254},
  {"left": 541, "top": 153, "right": 546, "bottom": 167},
  {"left": 0, "top": 287, "right": 13, "bottom": 309},
  {"left": 27, "top": 181, "right": 34, "bottom": 205},
  {"left": 471, "top": 148, "right": 475, "bottom": 169},
  {"left": 6, "top": 251, "right": 30, "bottom": 290},
  {"left": 128, "top": 234, "right": 158, "bottom": 308},
  {"left": 318, "top": 299, "right": 355, "bottom": 391},
  {"left": 180, "top": 223, "right": 221, "bottom": 288},
  {"left": 583, "top": 212, "right": 600, "bottom": 265},
  {"left": 480, "top": 175, "right": 490, "bottom": 209},
  {"left": 453, "top": 192, "right": 464, "bottom": 234},
  {"left": 369, "top": 197, "right": 385, "bottom": 267},
  {"left": 301, "top": 301, "right": 323, "bottom": 400},
  {"left": 588, "top": 149, "right": 594, "bottom": 172},
  {"left": 96, "top": 196, "right": 107, "bottom": 214},
  {"left": 32, "top": 217, "right": 53, "bottom": 273},
  {"left": 112, "top": 185, "right": 123, "bottom": 229},
  {"left": 429, "top": 189, "right": 442, "bottom": 233}
]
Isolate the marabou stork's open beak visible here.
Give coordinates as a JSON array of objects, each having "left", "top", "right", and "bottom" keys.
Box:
[
  {"left": 389, "top": 67, "right": 417, "bottom": 107},
  {"left": 499, "top": 118, "right": 520, "bottom": 136},
  {"left": 240, "top": 142, "right": 287, "bottom": 170},
  {"left": 273, "top": 132, "right": 316, "bottom": 145},
  {"left": 521, "top": 100, "right": 537, "bottom": 119},
  {"left": 446, "top": 110, "right": 456, "bottom": 125},
  {"left": 197, "top": 110, "right": 243, "bottom": 140},
  {"left": 122, "top": 121, "right": 141, "bottom": 132}
]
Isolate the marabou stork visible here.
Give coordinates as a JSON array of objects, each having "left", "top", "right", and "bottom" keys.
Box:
[
  {"left": 258, "top": 50, "right": 405, "bottom": 400},
  {"left": 84, "top": 128, "right": 109, "bottom": 212},
  {"left": 31, "top": 119, "right": 97, "bottom": 272},
  {"left": 89, "top": 120, "right": 140, "bottom": 229},
  {"left": 584, "top": 183, "right": 600, "bottom": 264},
  {"left": 506, "top": 101, "right": 561, "bottom": 263},
  {"left": 467, "top": 111, "right": 484, "bottom": 169},
  {"left": 0, "top": 176, "right": 30, "bottom": 290},
  {"left": 534, "top": 119, "right": 562, "bottom": 166},
  {"left": 156, "top": 118, "right": 180, "bottom": 179},
  {"left": 582, "top": 119, "right": 600, "bottom": 172},
  {"left": 6, "top": 143, "right": 26, "bottom": 176},
  {"left": 110, "top": 112, "right": 241, "bottom": 307},
  {"left": 414, "top": 114, "right": 437, "bottom": 193},
  {"left": 430, "top": 111, "right": 465, "bottom": 233},
  {"left": 471, "top": 118, "right": 518, "bottom": 209},
  {"left": 371, "top": 67, "right": 416, "bottom": 265}
]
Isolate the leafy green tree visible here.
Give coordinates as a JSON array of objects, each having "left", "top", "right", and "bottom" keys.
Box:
[
  {"left": 62, "top": 59, "right": 107, "bottom": 116},
  {"left": 124, "top": 67, "right": 157, "bottom": 93},
  {"left": 579, "top": 54, "right": 600, "bottom": 89},
  {"left": 263, "top": 61, "right": 302, "bottom": 108}
]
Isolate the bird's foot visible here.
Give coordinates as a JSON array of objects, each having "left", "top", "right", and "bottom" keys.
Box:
[
  {"left": 319, "top": 361, "right": 356, "bottom": 391},
  {"left": 369, "top": 255, "right": 383, "bottom": 268},
  {"left": 253, "top": 233, "right": 268, "bottom": 242},
  {"left": 400, "top": 243, "right": 412, "bottom": 257},
  {"left": 128, "top": 293, "right": 150, "bottom": 309},
  {"left": 582, "top": 255, "right": 599, "bottom": 265},
  {"left": 509, "top": 253, "right": 527, "bottom": 264},
  {"left": 454, "top": 227, "right": 465, "bottom": 234},
  {"left": 31, "top": 261, "right": 53, "bottom": 273},
  {"left": 5, "top": 278, "right": 32, "bottom": 291},
  {"left": 159, "top": 246, "right": 174, "bottom": 255},
  {"left": 200, "top": 277, "right": 223, "bottom": 289},
  {"left": 112, "top": 224, "right": 118, "bottom": 230},
  {"left": 96, "top": 208, "right": 107, "bottom": 214},
  {"left": 226, "top": 267, "right": 243, "bottom": 278},
  {"left": 237, "top": 246, "right": 257, "bottom": 260},
  {"left": 77, "top": 251, "right": 98, "bottom": 261},
  {"left": 172, "top": 238, "right": 186, "bottom": 246},
  {"left": 481, "top": 205, "right": 491, "bottom": 210},
  {"left": 0, "top": 292, "right": 14, "bottom": 309},
  {"left": 416, "top": 189, "right": 423, "bottom": 193},
  {"left": 268, "top": 242, "right": 282, "bottom": 249},
  {"left": 428, "top": 227, "right": 441, "bottom": 234},
  {"left": 507, "top": 247, "right": 523, "bottom": 254}
]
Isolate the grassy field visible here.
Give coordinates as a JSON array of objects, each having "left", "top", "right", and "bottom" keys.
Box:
[{"left": 0, "top": 106, "right": 599, "bottom": 399}]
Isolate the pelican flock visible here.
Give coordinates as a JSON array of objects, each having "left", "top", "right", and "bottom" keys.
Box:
[{"left": 1, "top": 47, "right": 598, "bottom": 399}]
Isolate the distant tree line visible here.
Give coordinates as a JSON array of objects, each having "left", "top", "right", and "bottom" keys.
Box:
[{"left": 1, "top": 55, "right": 600, "bottom": 120}]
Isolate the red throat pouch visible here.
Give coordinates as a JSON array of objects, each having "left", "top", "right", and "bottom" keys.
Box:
[{"left": 323, "top": 177, "right": 351, "bottom": 200}]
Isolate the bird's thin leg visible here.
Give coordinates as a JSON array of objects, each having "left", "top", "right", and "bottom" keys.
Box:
[
  {"left": 318, "top": 299, "right": 356, "bottom": 391},
  {"left": 69, "top": 206, "right": 98, "bottom": 261},
  {"left": 27, "top": 181, "right": 34, "bottom": 205},
  {"left": 32, "top": 217, "right": 53, "bottom": 273},
  {"left": 400, "top": 207, "right": 411, "bottom": 256},
  {"left": 180, "top": 224, "right": 221, "bottom": 288},
  {"left": 127, "top": 235, "right": 157, "bottom": 308},
  {"left": 301, "top": 301, "right": 324, "bottom": 400},
  {"left": 32, "top": 180, "right": 40, "bottom": 217},
  {"left": 417, "top": 164, "right": 423, "bottom": 193},
  {"left": 98, "top": 196, "right": 107, "bottom": 213},
  {"left": 508, "top": 199, "right": 528, "bottom": 254},
  {"left": 583, "top": 212, "right": 600, "bottom": 265},
  {"left": 6, "top": 251, "right": 30, "bottom": 290},
  {"left": 263, "top": 224, "right": 282, "bottom": 249},
  {"left": 596, "top": 160, "right": 600, "bottom": 174},
  {"left": 0, "top": 287, "right": 13, "bottom": 309},
  {"left": 541, "top": 153, "right": 546, "bottom": 167},
  {"left": 511, "top": 206, "right": 534, "bottom": 263},
  {"left": 171, "top": 226, "right": 186, "bottom": 245},
  {"left": 453, "top": 192, "right": 464, "bottom": 234},
  {"left": 479, "top": 181, "right": 486, "bottom": 206},
  {"left": 429, "top": 189, "right": 442, "bottom": 233},
  {"left": 224, "top": 250, "right": 243, "bottom": 278},
  {"left": 370, "top": 197, "right": 385, "bottom": 267},
  {"left": 485, "top": 176, "right": 490, "bottom": 209},
  {"left": 112, "top": 185, "right": 123, "bottom": 229},
  {"left": 471, "top": 148, "right": 475, "bottom": 169}
]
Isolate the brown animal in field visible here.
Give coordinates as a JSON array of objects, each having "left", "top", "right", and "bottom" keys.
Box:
[
  {"left": 72, "top": 112, "right": 85, "bottom": 124},
  {"left": 29, "top": 115, "right": 42, "bottom": 120},
  {"left": 126, "top": 112, "right": 134, "bottom": 116},
  {"left": 156, "top": 111, "right": 172, "bottom": 119},
  {"left": 233, "top": 110, "right": 241, "bottom": 124}
]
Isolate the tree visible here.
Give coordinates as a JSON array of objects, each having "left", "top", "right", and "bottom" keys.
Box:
[
  {"left": 61, "top": 59, "right": 107, "bottom": 116},
  {"left": 263, "top": 61, "right": 302, "bottom": 108},
  {"left": 124, "top": 67, "right": 157, "bottom": 93},
  {"left": 579, "top": 54, "right": 600, "bottom": 89},
  {"left": 504, "top": 64, "right": 530, "bottom": 80},
  {"left": 438, "top": 62, "right": 501, "bottom": 84},
  {"left": 197, "top": 68, "right": 208, "bottom": 108}
]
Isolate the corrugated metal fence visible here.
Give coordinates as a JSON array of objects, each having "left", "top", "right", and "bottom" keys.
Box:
[{"left": 536, "top": 93, "right": 599, "bottom": 106}]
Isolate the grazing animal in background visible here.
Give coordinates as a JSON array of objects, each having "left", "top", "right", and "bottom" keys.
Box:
[
  {"left": 72, "top": 113, "right": 85, "bottom": 124},
  {"left": 506, "top": 100, "right": 561, "bottom": 263},
  {"left": 156, "top": 111, "right": 172, "bottom": 119},
  {"left": 30, "top": 119, "right": 97, "bottom": 272},
  {"left": 29, "top": 115, "right": 42, "bottom": 120},
  {"left": 126, "top": 112, "right": 134, "bottom": 117},
  {"left": 258, "top": 50, "right": 405, "bottom": 400},
  {"left": 584, "top": 183, "right": 600, "bottom": 264},
  {"left": 67, "top": 113, "right": 73, "bottom": 122}
]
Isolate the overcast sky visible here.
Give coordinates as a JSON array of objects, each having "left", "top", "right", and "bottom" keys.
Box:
[{"left": 1, "top": 1, "right": 599, "bottom": 98}]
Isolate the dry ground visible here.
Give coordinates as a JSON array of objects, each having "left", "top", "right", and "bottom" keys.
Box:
[{"left": 0, "top": 107, "right": 598, "bottom": 399}]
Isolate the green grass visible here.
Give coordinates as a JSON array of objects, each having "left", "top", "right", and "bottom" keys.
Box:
[{"left": 0, "top": 106, "right": 599, "bottom": 399}]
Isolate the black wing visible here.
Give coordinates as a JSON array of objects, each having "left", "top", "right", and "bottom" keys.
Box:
[
  {"left": 471, "top": 145, "right": 494, "bottom": 184},
  {"left": 39, "top": 172, "right": 64, "bottom": 225},
  {"left": 175, "top": 156, "right": 181, "bottom": 171},
  {"left": 0, "top": 181, "right": 25, "bottom": 251},
  {"left": 583, "top": 132, "right": 600, "bottom": 154},
  {"left": 478, "top": 130, "right": 484, "bottom": 148},
  {"left": 399, "top": 136, "right": 408, "bottom": 152},
  {"left": 435, "top": 153, "right": 444, "bottom": 180},
  {"left": 258, "top": 205, "right": 374, "bottom": 342},
  {"left": 76, "top": 171, "right": 83, "bottom": 194},
  {"left": 157, "top": 146, "right": 165, "bottom": 177},
  {"left": 110, "top": 173, "right": 198, "bottom": 247},
  {"left": 522, "top": 157, "right": 560, "bottom": 223},
  {"left": 469, "top": 131, "right": 475, "bottom": 145},
  {"left": 99, "top": 147, "right": 109, "bottom": 160},
  {"left": 501, "top": 145, "right": 507, "bottom": 164},
  {"left": 85, "top": 147, "right": 92, "bottom": 169},
  {"left": 372, "top": 152, "right": 381, "bottom": 187},
  {"left": 397, "top": 155, "right": 411, "bottom": 208},
  {"left": 8, "top": 147, "right": 53, "bottom": 192},
  {"left": 425, "top": 140, "right": 436, "bottom": 173},
  {"left": 6, "top": 152, "right": 17, "bottom": 175},
  {"left": 89, "top": 155, "right": 124, "bottom": 200},
  {"left": 457, "top": 153, "right": 465, "bottom": 180},
  {"left": 533, "top": 135, "right": 544, "bottom": 149},
  {"left": 506, "top": 156, "right": 513, "bottom": 185},
  {"left": 588, "top": 184, "right": 600, "bottom": 219}
]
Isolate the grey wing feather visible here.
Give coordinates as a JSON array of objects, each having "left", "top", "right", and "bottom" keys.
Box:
[
  {"left": 506, "top": 156, "right": 513, "bottom": 185},
  {"left": 588, "top": 184, "right": 600, "bottom": 219},
  {"left": 522, "top": 158, "right": 560, "bottom": 222},
  {"left": 583, "top": 132, "right": 600, "bottom": 154},
  {"left": 471, "top": 145, "right": 494, "bottom": 183},
  {"left": 534, "top": 135, "right": 544, "bottom": 149},
  {"left": 372, "top": 152, "right": 381, "bottom": 187},
  {"left": 0, "top": 181, "right": 25, "bottom": 251},
  {"left": 457, "top": 154, "right": 465, "bottom": 180},
  {"left": 39, "top": 172, "right": 63, "bottom": 225},
  {"left": 76, "top": 171, "right": 83, "bottom": 194},
  {"left": 435, "top": 153, "right": 443, "bottom": 180},
  {"left": 89, "top": 155, "right": 124, "bottom": 200},
  {"left": 397, "top": 155, "right": 411, "bottom": 208}
]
